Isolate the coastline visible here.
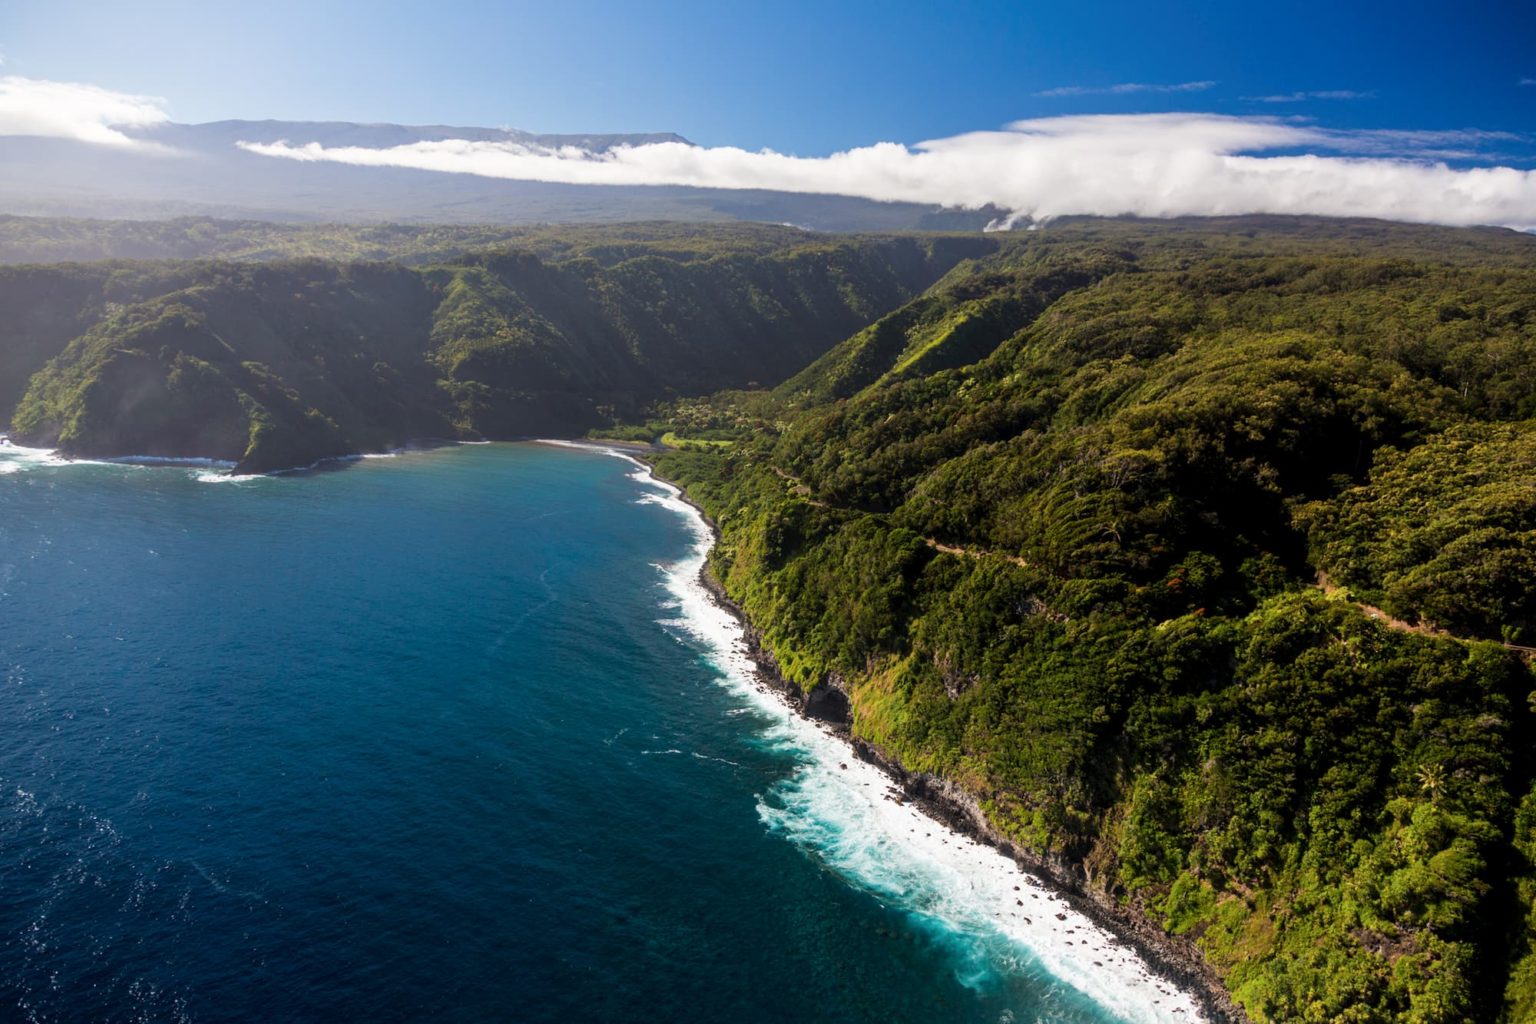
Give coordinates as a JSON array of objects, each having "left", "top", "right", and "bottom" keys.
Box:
[
  {"left": 0, "top": 439, "right": 467, "bottom": 480},
  {"left": 628, "top": 449, "right": 1247, "bottom": 1024},
  {"left": 7, "top": 434, "right": 1248, "bottom": 1019},
  {"left": 4, "top": 434, "right": 645, "bottom": 481}
]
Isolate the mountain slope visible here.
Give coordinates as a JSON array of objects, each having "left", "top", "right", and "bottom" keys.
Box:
[
  {"left": 652, "top": 216, "right": 1536, "bottom": 1023},
  {"left": 4, "top": 229, "right": 991, "bottom": 470},
  {"left": 0, "top": 121, "right": 1000, "bottom": 230},
  {"left": 8, "top": 213, "right": 1536, "bottom": 1017}
]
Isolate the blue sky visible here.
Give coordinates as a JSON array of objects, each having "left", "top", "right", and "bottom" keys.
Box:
[
  {"left": 3, "top": 0, "right": 1532, "bottom": 155},
  {"left": 3, "top": 1, "right": 1534, "bottom": 228}
]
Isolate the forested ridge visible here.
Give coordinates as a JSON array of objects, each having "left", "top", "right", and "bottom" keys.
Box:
[
  {"left": 644, "top": 217, "right": 1536, "bottom": 1022},
  {"left": 6, "top": 214, "right": 1536, "bottom": 1020},
  {"left": 0, "top": 215, "right": 918, "bottom": 267},
  {"left": 0, "top": 226, "right": 987, "bottom": 470}
]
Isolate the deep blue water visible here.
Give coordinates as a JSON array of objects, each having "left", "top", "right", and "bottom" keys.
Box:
[{"left": 0, "top": 443, "right": 1195, "bottom": 1024}]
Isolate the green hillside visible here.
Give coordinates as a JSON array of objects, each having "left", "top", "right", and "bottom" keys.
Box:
[
  {"left": 6, "top": 214, "right": 1536, "bottom": 1019},
  {"left": 650, "top": 217, "right": 1536, "bottom": 1023},
  {"left": 0, "top": 215, "right": 915, "bottom": 266},
  {"left": 3, "top": 229, "right": 989, "bottom": 471}
]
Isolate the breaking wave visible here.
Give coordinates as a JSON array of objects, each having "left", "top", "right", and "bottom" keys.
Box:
[{"left": 627, "top": 458, "right": 1207, "bottom": 1024}]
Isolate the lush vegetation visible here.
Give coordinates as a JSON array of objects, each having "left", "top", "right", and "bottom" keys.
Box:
[
  {"left": 646, "top": 217, "right": 1536, "bottom": 1022},
  {"left": 7, "top": 214, "right": 1536, "bottom": 1019},
  {"left": 1299, "top": 424, "right": 1536, "bottom": 643},
  {"left": 0, "top": 215, "right": 536, "bottom": 265},
  {"left": 0, "top": 215, "right": 946, "bottom": 266},
  {"left": 3, "top": 227, "right": 987, "bottom": 470}
]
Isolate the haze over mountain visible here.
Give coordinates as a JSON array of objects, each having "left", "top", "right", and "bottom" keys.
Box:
[
  {"left": 3, "top": 56, "right": 1533, "bottom": 231},
  {"left": 0, "top": 118, "right": 996, "bottom": 230}
]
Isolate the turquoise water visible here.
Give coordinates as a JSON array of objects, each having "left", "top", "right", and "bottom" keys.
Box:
[{"left": 0, "top": 443, "right": 1198, "bottom": 1023}]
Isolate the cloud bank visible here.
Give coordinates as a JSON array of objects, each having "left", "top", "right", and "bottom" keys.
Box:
[
  {"left": 0, "top": 75, "right": 168, "bottom": 147},
  {"left": 239, "top": 113, "right": 1536, "bottom": 231}
]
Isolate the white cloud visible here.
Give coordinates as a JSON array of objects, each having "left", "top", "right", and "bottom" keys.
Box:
[
  {"left": 1243, "top": 90, "right": 1375, "bottom": 102},
  {"left": 238, "top": 113, "right": 1536, "bottom": 231},
  {"left": 0, "top": 75, "right": 168, "bottom": 147},
  {"left": 1036, "top": 81, "right": 1215, "bottom": 98},
  {"left": 1522, "top": 78, "right": 1536, "bottom": 87}
]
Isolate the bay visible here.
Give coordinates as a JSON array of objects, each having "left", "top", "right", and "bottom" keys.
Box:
[{"left": 0, "top": 442, "right": 1199, "bottom": 1023}]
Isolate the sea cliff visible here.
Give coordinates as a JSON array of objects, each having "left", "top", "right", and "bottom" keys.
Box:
[{"left": 690, "top": 524, "right": 1247, "bottom": 1024}]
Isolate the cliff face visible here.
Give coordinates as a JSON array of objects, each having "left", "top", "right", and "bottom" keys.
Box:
[
  {"left": 9, "top": 263, "right": 450, "bottom": 471},
  {"left": 653, "top": 217, "right": 1536, "bottom": 1024},
  {"left": 5, "top": 232, "right": 991, "bottom": 471}
]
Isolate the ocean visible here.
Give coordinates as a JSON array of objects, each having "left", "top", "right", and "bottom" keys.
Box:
[{"left": 0, "top": 441, "right": 1202, "bottom": 1023}]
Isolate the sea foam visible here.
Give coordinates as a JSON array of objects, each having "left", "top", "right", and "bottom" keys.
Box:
[
  {"left": 0, "top": 444, "right": 258, "bottom": 485},
  {"left": 0, "top": 443, "right": 76, "bottom": 473},
  {"left": 603, "top": 447, "right": 1208, "bottom": 1024},
  {"left": 0, "top": 445, "right": 228, "bottom": 476},
  {"left": 0, "top": 442, "right": 416, "bottom": 485}
]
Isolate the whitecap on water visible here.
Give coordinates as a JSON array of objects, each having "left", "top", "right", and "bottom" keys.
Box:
[
  {"left": 0, "top": 446, "right": 238, "bottom": 477},
  {"left": 193, "top": 471, "right": 265, "bottom": 484},
  {"left": 0, "top": 446, "right": 271, "bottom": 486},
  {"left": 0, "top": 443, "right": 74, "bottom": 473},
  {"left": 624, "top": 458, "right": 1207, "bottom": 1024}
]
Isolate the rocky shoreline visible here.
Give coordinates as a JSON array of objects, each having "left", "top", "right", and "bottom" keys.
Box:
[{"left": 658, "top": 472, "right": 1248, "bottom": 1024}]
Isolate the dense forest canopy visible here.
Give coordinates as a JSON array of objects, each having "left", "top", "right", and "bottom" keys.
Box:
[
  {"left": 0, "top": 224, "right": 989, "bottom": 471},
  {"left": 0, "top": 215, "right": 920, "bottom": 266},
  {"left": 5, "top": 213, "right": 1536, "bottom": 1021},
  {"left": 642, "top": 217, "right": 1536, "bottom": 1023}
]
